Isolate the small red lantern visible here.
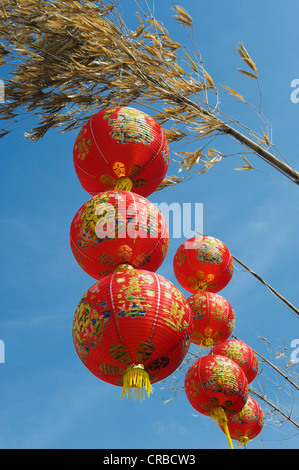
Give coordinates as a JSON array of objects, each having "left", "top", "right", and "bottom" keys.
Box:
[
  {"left": 73, "top": 107, "right": 169, "bottom": 197},
  {"left": 184, "top": 355, "right": 248, "bottom": 448},
  {"left": 173, "top": 236, "right": 234, "bottom": 294},
  {"left": 73, "top": 268, "right": 193, "bottom": 400},
  {"left": 70, "top": 190, "right": 169, "bottom": 279},
  {"left": 188, "top": 292, "right": 235, "bottom": 348},
  {"left": 211, "top": 339, "right": 258, "bottom": 384},
  {"left": 219, "top": 396, "right": 264, "bottom": 447}
]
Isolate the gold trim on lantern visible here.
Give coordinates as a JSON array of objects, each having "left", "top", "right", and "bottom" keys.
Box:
[
  {"left": 113, "top": 263, "right": 134, "bottom": 272},
  {"left": 121, "top": 364, "right": 153, "bottom": 401}
]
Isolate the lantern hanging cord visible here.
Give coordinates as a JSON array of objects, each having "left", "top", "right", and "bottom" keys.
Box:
[{"left": 211, "top": 407, "right": 234, "bottom": 450}]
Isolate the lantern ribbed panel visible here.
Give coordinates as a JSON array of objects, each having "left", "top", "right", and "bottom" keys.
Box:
[
  {"left": 184, "top": 355, "right": 248, "bottom": 417},
  {"left": 220, "top": 396, "right": 264, "bottom": 445},
  {"left": 70, "top": 190, "right": 169, "bottom": 279},
  {"left": 72, "top": 269, "right": 193, "bottom": 388},
  {"left": 211, "top": 339, "right": 258, "bottom": 384},
  {"left": 73, "top": 107, "right": 169, "bottom": 197},
  {"left": 188, "top": 292, "right": 235, "bottom": 347},
  {"left": 173, "top": 236, "right": 234, "bottom": 293}
]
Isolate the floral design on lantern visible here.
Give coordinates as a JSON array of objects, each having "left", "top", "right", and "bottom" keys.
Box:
[
  {"left": 73, "top": 269, "right": 193, "bottom": 400},
  {"left": 70, "top": 190, "right": 169, "bottom": 280},
  {"left": 104, "top": 107, "right": 155, "bottom": 145},
  {"left": 188, "top": 292, "right": 235, "bottom": 348},
  {"left": 184, "top": 355, "right": 248, "bottom": 417},
  {"left": 211, "top": 339, "right": 258, "bottom": 384},
  {"left": 173, "top": 236, "right": 234, "bottom": 294},
  {"left": 73, "top": 106, "right": 169, "bottom": 197},
  {"left": 194, "top": 236, "right": 225, "bottom": 264}
]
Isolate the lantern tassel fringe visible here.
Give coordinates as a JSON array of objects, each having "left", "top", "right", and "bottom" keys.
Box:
[
  {"left": 121, "top": 365, "right": 153, "bottom": 401},
  {"left": 201, "top": 338, "right": 214, "bottom": 350},
  {"left": 238, "top": 436, "right": 249, "bottom": 448},
  {"left": 211, "top": 407, "right": 234, "bottom": 450}
]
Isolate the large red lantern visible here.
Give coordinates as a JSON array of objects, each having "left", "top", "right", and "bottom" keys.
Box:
[
  {"left": 73, "top": 107, "right": 169, "bottom": 197},
  {"left": 211, "top": 339, "right": 258, "bottom": 384},
  {"left": 70, "top": 190, "right": 169, "bottom": 279},
  {"left": 188, "top": 292, "right": 235, "bottom": 348},
  {"left": 184, "top": 355, "right": 248, "bottom": 449},
  {"left": 73, "top": 268, "right": 193, "bottom": 400},
  {"left": 173, "top": 236, "right": 234, "bottom": 294},
  {"left": 219, "top": 396, "right": 264, "bottom": 447}
]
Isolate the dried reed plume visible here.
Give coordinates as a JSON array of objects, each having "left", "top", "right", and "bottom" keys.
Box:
[{"left": 1, "top": 0, "right": 299, "bottom": 186}]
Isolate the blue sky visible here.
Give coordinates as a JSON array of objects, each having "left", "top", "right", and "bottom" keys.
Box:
[{"left": 0, "top": 0, "right": 298, "bottom": 450}]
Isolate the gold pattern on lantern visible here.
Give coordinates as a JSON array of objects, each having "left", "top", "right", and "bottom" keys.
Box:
[
  {"left": 113, "top": 161, "right": 126, "bottom": 178},
  {"left": 74, "top": 127, "right": 91, "bottom": 161},
  {"left": 100, "top": 162, "right": 146, "bottom": 191},
  {"left": 188, "top": 271, "right": 217, "bottom": 292},
  {"left": 117, "top": 245, "right": 133, "bottom": 261}
]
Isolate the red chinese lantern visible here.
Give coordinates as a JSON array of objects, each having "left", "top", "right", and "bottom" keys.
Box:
[
  {"left": 188, "top": 292, "right": 235, "bottom": 348},
  {"left": 184, "top": 355, "right": 248, "bottom": 449},
  {"left": 73, "top": 106, "right": 169, "bottom": 197},
  {"left": 70, "top": 190, "right": 169, "bottom": 279},
  {"left": 173, "top": 236, "right": 234, "bottom": 294},
  {"left": 211, "top": 339, "right": 258, "bottom": 384},
  {"left": 219, "top": 396, "right": 264, "bottom": 447},
  {"left": 73, "top": 268, "right": 193, "bottom": 400}
]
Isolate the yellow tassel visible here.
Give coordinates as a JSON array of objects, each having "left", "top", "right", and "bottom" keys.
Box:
[
  {"left": 211, "top": 407, "right": 234, "bottom": 450},
  {"left": 201, "top": 337, "right": 214, "bottom": 349},
  {"left": 114, "top": 177, "right": 133, "bottom": 192},
  {"left": 238, "top": 436, "right": 249, "bottom": 448},
  {"left": 121, "top": 364, "right": 153, "bottom": 401}
]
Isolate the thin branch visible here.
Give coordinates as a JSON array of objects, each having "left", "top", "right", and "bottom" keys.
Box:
[
  {"left": 223, "top": 124, "right": 299, "bottom": 185},
  {"left": 185, "top": 346, "right": 299, "bottom": 432},
  {"left": 232, "top": 255, "right": 299, "bottom": 318},
  {"left": 232, "top": 335, "right": 299, "bottom": 392},
  {"left": 250, "top": 387, "right": 299, "bottom": 430}
]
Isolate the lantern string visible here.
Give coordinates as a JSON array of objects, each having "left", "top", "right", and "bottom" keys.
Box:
[{"left": 211, "top": 407, "right": 234, "bottom": 450}]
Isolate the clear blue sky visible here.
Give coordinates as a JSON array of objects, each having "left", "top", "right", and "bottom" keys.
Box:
[{"left": 0, "top": 0, "right": 298, "bottom": 450}]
